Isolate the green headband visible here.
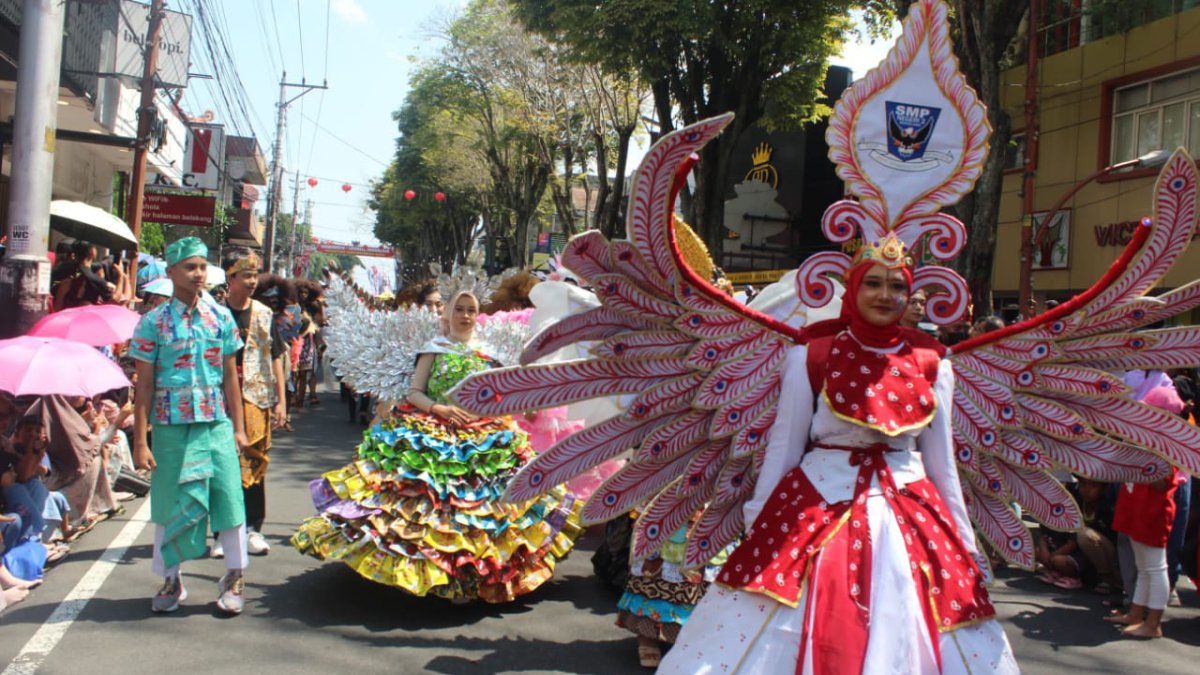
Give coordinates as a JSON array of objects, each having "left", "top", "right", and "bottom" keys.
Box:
[{"left": 165, "top": 237, "right": 208, "bottom": 266}]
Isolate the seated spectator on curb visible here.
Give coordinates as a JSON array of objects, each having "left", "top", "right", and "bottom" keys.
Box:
[
  {"left": 1035, "top": 478, "right": 1119, "bottom": 592},
  {"left": 1076, "top": 477, "right": 1121, "bottom": 593},
  {"left": 3, "top": 416, "right": 71, "bottom": 554},
  {"left": 95, "top": 392, "right": 135, "bottom": 496},
  {"left": 35, "top": 396, "right": 120, "bottom": 539}
]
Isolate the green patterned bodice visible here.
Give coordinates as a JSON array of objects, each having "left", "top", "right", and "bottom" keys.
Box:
[{"left": 426, "top": 346, "right": 493, "bottom": 403}]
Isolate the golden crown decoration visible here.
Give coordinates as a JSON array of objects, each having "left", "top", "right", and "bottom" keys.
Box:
[
  {"left": 850, "top": 233, "right": 914, "bottom": 270},
  {"left": 750, "top": 142, "right": 773, "bottom": 167}
]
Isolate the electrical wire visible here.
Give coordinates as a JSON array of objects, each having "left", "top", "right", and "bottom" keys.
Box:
[
  {"left": 295, "top": 0, "right": 307, "bottom": 80},
  {"left": 297, "top": 111, "right": 391, "bottom": 167}
]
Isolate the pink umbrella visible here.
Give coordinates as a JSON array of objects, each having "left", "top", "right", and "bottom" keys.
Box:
[
  {"left": 0, "top": 336, "right": 131, "bottom": 397},
  {"left": 28, "top": 304, "right": 141, "bottom": 346}
]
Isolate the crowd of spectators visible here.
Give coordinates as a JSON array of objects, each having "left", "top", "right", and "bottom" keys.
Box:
[
  {"left": 0, "top": 387, "right": 140, "bottom": 613},
  {"left": 927, "top": 301, "right": 1199, "bottom": 639}
]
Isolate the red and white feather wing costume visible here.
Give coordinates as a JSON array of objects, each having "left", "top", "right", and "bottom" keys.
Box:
[
  {"left": 951, "top": 149, "right": 1200, "bottom": 568},
  {"left": 455, "top": 0, "right": 1200, "bottom": 577},
  {"left": 452, "top": 115, "right": 806, "bottom": 568}
]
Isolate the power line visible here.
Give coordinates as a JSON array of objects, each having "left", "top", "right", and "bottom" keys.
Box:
[
  {"left": 323, "top": 0, "right": 331, "bottom": 81},
  {"left": 248, "top": 0, "right": 282, "bottom": 75},
  {"left": 268, "top": 0, "right": 287, "bottom": 71},
  {"left": 297, "top": 111, "right": 391, "bottom": 167},
  {"left": 191, "top": 0, "right": 270, "bottom": 140},
  {"left": 186, "top": 0, "right": 259, "bottom": 139},
  {"left": 305, "top": 0, "right": 332, "bottom": 175},
  {"left": 302, "top": 174, "right": 372, "bottom": 187},
  {"left": 295, "top": 0, "right": 307, "bottom": 80}
]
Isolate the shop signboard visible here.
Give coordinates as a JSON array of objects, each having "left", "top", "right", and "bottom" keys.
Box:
[{"left": 143, "top": 193, "right": 216, "bottom": 227}]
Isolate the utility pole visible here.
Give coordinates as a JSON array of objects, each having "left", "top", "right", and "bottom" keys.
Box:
[
  {"left": 286, "top": 169, "right": 300, "bottom": 275},
  {"left": 1017, "top": 0, "right": 1042, "bottom": 318},
  {"left": 263, "top": 72, "right": 326, "bottom": 274},
  {"left": 125, "top": 0, "right": 165, "bottom": 246},
  {"left": 0, "top": 0, "right": 66, "bottom": 337},
  {"left": 288, "top": 195, "right": 309, "bottom": 277}
]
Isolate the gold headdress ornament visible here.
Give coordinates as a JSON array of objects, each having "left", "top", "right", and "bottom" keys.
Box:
[
  {"left": 672, "top": 214, "right": 715, "bottom": 282},
  {"left": 850, "top": 233, "right": 913, "bottom": 271},
  {"left": 224, "top": 251, "right": 262, "bottom": 276}
]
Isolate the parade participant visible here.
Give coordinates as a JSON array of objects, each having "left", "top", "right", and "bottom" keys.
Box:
[
  {"left": 292, "top": 290, "right": 582, "bottom": 603},
  {"left": 616, "top": 518, "right": 734, "bottom": 668},
  {"left": 130, "top": 236, "right": 250, "bottom": 615},
  {"left": 216, "top": 248, "right": 286, "bottom": 558}
]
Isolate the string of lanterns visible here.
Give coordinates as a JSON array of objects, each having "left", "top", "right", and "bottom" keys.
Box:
[
  {"left": 306, "top": 177, "right": 353, "bottom": 193},
  {"left": 305, "top": 176, "right": 446, "bottom": 202}
]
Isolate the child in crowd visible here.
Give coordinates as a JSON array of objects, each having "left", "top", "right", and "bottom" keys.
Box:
[
  {"left": 1106, "top": 386, "right": 1187, "bottom": 638},
  {"left": 1036, "top": 477, "right": 1119, "bottom": 592}
]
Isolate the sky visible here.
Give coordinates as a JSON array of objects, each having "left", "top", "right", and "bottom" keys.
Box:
[{"left": 181, "top": 1, "right": 896, "bottom": 288}]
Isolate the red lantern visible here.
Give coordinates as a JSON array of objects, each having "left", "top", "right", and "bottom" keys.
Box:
[
  {"left": 342, "top": 183, "right": 352, "bottom": 193},
  {"left": 404, "top": 189, "right": 416, "bottom": 200},
  {"left": 434, "top": 191, "right": 446, "bottom": 202},
  {"left": 307, "top": 177, "right": 318, "bottom": 187}
]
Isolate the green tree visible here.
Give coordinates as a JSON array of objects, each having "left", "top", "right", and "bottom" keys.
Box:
[
  {"left": 306, "top": 252, "right": 362, "bottom": 280},
  {"left": 945, "top": 0, "right": 1030, "bottom": 317},
  {"left": 511, "top": 0, "right": 884, "bottom": 254},
  {"left": 371, "top": 67, "right": 486, "bottom": 270},
  {"left": 139, "top": 221, "right": 165, "bottom": 255}
]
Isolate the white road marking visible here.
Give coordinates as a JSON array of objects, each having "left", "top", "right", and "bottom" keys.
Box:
[{"left": 3, "top": 500, "right": 152, "bottom": 675}]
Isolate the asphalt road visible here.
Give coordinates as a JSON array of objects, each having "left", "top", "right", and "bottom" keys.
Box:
[{"left": 2, "top": 385, "right": 1197, "bottom": 674}]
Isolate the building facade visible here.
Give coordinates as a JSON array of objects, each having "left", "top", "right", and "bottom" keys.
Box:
[{"left": 995, "top": 1, "right": 1200, "bottom": 318}]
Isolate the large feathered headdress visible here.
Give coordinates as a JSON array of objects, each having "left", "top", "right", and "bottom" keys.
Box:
[{"left": 795, "top": 0, "right": 989, "bottom": 324}]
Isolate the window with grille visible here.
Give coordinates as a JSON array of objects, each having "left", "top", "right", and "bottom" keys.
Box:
[{"left": 1111, "top": 68, "right": 1200, "bottom": 163}]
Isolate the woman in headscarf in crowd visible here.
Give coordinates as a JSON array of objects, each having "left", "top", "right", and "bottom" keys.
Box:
[{"left": 35, "top": 396, "right": 120, "bottom": 538}]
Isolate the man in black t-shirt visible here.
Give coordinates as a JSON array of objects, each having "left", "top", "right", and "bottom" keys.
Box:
[{"left": 217, "top": 249, "right": 286, "bottom": 557}]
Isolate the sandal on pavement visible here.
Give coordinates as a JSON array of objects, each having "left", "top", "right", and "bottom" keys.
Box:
[
  {"left": 45, "top": 543, "right": 70, "bottom": 564},
  {"left": 63, "top": 518, "right": 98, "bottom": 543}
]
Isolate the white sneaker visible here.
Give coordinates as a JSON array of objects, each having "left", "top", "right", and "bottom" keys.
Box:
[
  {"left": 247, "top": 530, "right": 270, "bottom": 556},
  {"left": 1168, "top": 589, "right": 1182, "bottom": 607},
  {"left": 210, "top": 539, "right": 224, "bottom": 559}
]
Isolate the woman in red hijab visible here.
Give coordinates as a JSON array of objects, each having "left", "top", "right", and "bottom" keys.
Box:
[{"left": 661, "top": 236, "right": 1017, "bottom": 675}]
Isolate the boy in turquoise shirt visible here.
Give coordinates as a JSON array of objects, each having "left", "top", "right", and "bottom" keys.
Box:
[{"left": 130, "top": 237, "right": 250, "bottom": 615}]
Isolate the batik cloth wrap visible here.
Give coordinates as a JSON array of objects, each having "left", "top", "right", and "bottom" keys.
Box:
[
  {"left": 240, "top": 402, "right": 271, "bottom": 488},
  {"left": 292, "top": 343, "right": 583, "bottom": 602},
  {"left": 616, "top": 519, "right": 735, "bottom": 643},
  {"left": 150, "top": 419, "right": 245, "bottom": 568}
]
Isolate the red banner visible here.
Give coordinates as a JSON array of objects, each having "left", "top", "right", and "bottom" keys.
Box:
[
  {"left": 144, "top": 192, "right": 217, "bottom": 227},
  {"left": 315, "top": 241, "right": 395, "bottom": 257}
]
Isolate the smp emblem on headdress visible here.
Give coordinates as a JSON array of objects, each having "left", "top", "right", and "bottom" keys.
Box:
[
  {"left": 858, "top": 100, "right": 953, "bottom": 173},
  {"left": 886, "top": 102, "right": 940, "bottom": 162}
]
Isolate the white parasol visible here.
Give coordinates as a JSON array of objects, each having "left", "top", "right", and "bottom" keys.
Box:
[{"left": 49, "top": 200, "right": 137, "bottom": 251}]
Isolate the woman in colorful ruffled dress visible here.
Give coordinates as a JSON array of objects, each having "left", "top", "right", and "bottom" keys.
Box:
[{"left": 292, "top": 292, "right": 582, "bottom": 603}]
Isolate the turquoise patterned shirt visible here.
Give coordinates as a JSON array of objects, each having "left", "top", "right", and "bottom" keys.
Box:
[{"left": 130, "top": 296, "right": 243, "bottom": 425}]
